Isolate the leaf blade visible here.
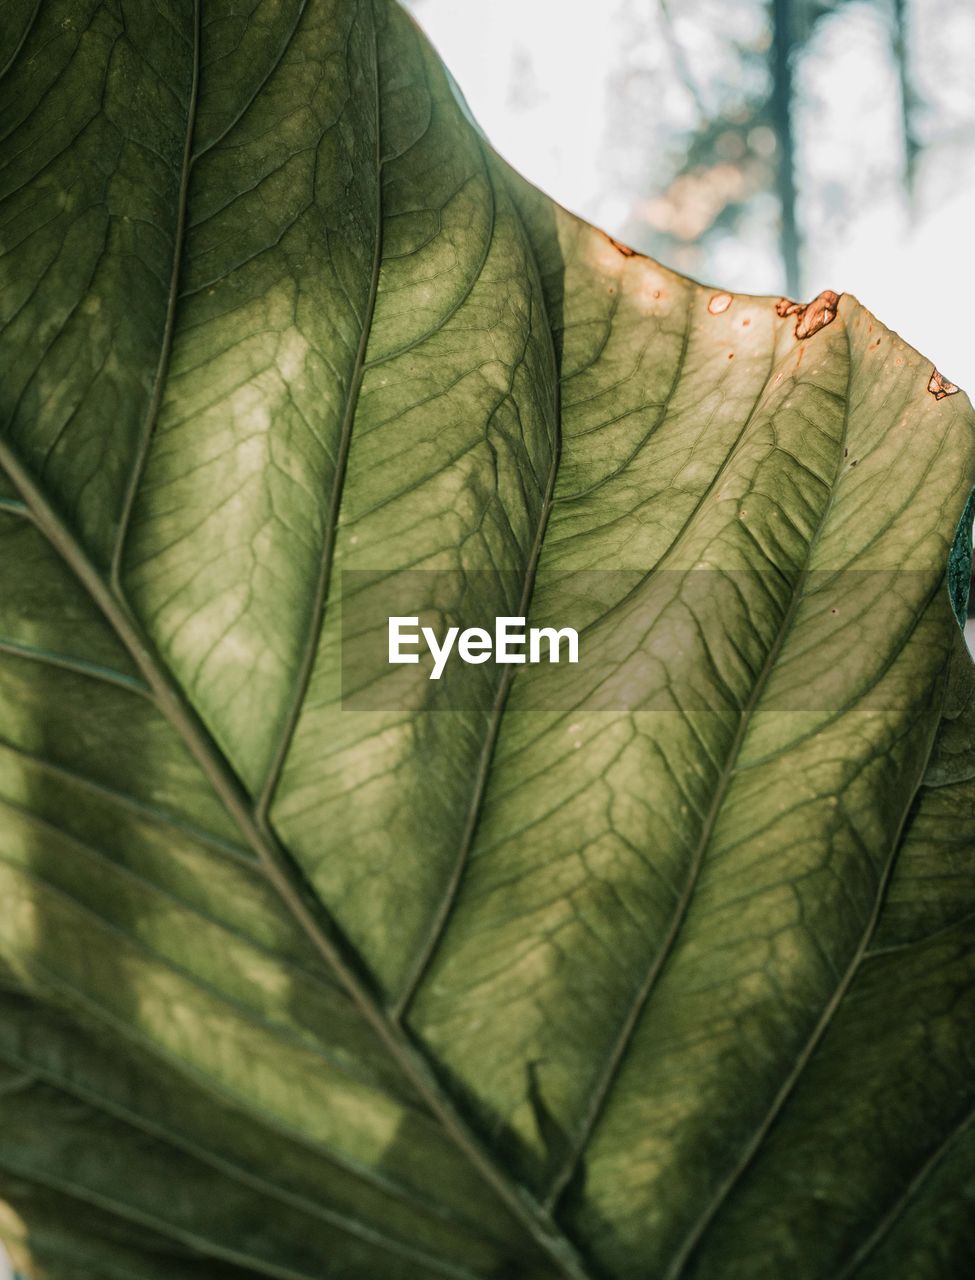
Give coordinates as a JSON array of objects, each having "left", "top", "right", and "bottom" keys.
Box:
[{"left": 1, "top": 3, "right": 974, "bottom": 1278}]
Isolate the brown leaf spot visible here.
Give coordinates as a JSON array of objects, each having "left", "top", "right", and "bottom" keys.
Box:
[
  {"left": 776, "top": 290, "right": 841, "bottom": 339},
  {"left": 606, "top": 233, "right": 636, "bottom": 257},
  {"left": 795, "top": 290, "right": 840, "bottom": 339},
  {"left": 928, "top": 368, "right": 960, "bottom": 400},
  {"left": 708, "top": 292, "right": 733, "bottom": 315}
]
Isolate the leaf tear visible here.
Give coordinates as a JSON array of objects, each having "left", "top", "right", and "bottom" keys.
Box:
[
  {"left": 776, "top": 290, "right": 841, "bottom": 339},
  {"left": 928, "top": 368, "right": 960, "bottom": 400}
]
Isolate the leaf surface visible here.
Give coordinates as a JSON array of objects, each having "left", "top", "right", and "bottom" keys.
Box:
[{"left": 1, "top": 2, "right": 974, "bottom": 1278}]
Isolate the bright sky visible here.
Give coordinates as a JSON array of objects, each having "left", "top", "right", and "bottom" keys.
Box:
[{"left": 408, "top": 0, "right": 975, "bottom": 394}]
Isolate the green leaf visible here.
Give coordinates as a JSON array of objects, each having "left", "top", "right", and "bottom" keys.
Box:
[{"left": 1, "top": 2, "right": 974, "bottom": 1277}]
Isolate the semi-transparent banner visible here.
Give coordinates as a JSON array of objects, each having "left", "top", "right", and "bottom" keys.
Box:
[{"left": 338, "top": 568, "right": 947, "bottom": 713}]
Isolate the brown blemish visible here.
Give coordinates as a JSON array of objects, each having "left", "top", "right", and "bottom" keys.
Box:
[
  {"left": 606, "top": 233, "right": 636, "bottom": 257},
  {"left": 727, "top": 352, "right": 734, "bottom": 359},
  {"left": 796, "top": 291, "right": 840, "bottom": 338},
  {"left": 928, "top": 368, "right": 960, "bottom": 400},
  {"left": 742, "top": 318, "right": 751, "bottom": 327},
  {"left": 708, "top": 292, "right": 733, "bottom": 315},
  {"left": 776, "top": 289, "right": 841, "bottom": 339}
]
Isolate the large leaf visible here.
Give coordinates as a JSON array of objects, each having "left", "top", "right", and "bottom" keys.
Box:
[{"left": 1, "top": 2, "right": 974, "bottom": 1277}]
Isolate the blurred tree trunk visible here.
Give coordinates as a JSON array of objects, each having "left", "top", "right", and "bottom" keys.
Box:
[
  {"left": 892, "top": 0, "right": 919, "bottom": 199},
  {"left": 771, "top": 0, "right": 800, "bottom": 295}
]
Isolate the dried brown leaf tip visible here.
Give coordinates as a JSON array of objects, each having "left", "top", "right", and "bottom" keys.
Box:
[
  {"left": 775, "top": 289, "right": 841, "bottom": 339},
  {"left": 928, "top": 368, "right": 960, "bottom": 400},
  {"left": 606, "top": 233, "right": 637, "bottom": 257},
  {"left": 708, "top": 292, "right": 733, "bottom": 315}
]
